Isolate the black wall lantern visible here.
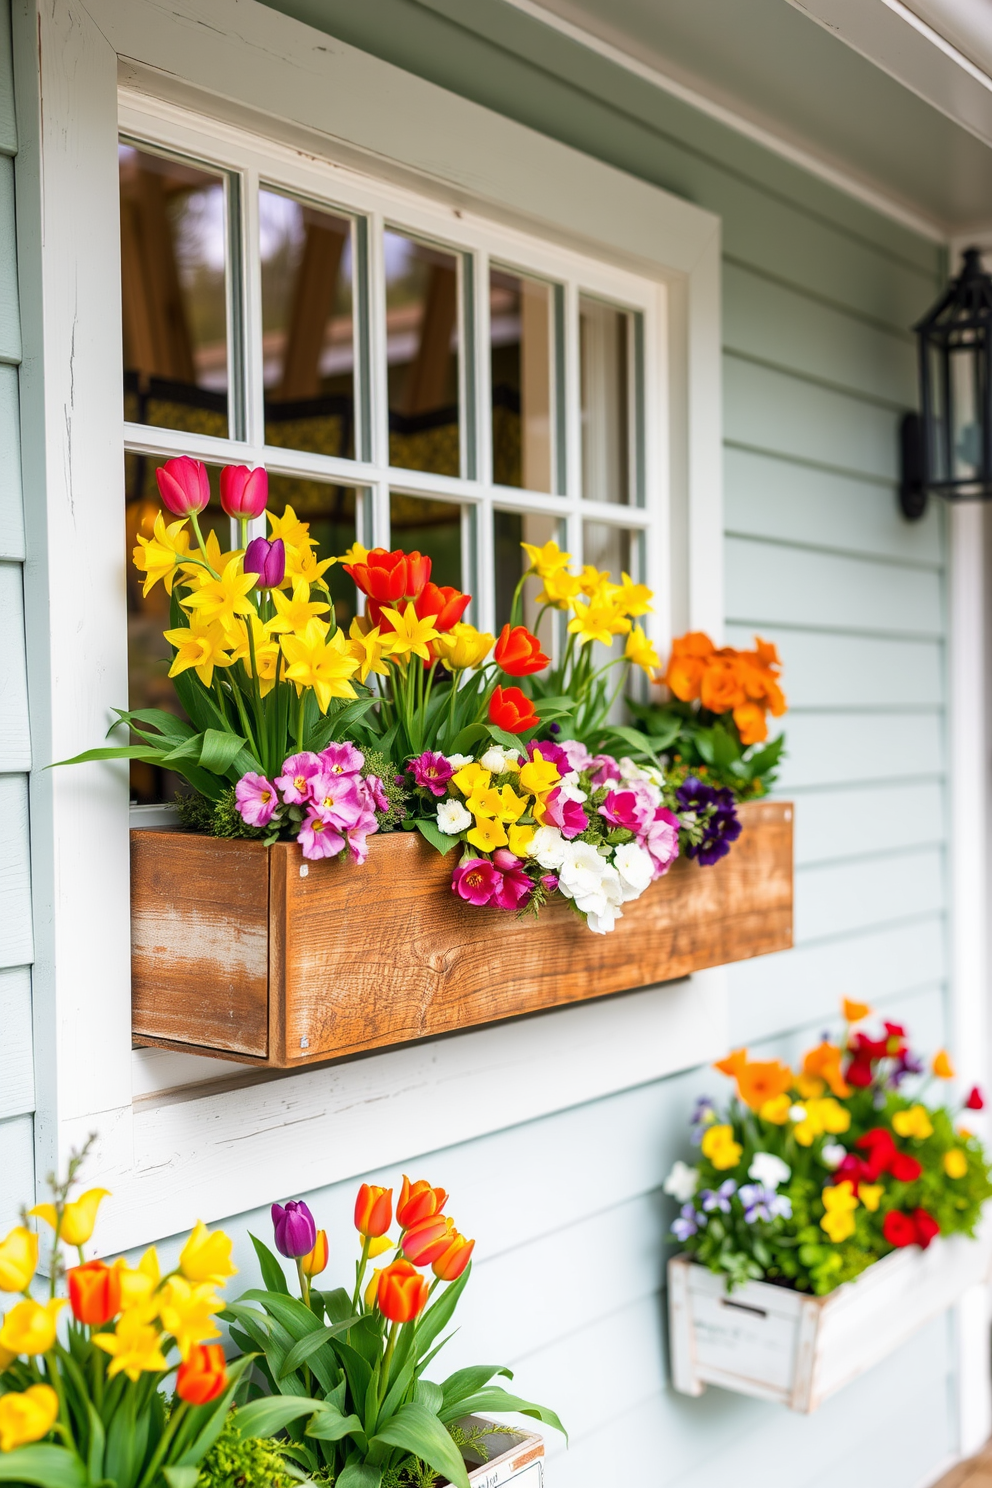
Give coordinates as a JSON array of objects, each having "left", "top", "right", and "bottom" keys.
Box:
[{"left": 901, "top": 246, "right": 992, "bottom": 520}]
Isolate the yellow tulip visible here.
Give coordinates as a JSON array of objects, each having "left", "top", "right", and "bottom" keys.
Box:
[
  {"left": 363, "top": 1267, "right": 383, "bottom": 1309},
  {"left": 179, "top": 1221, "right": 237, "bottom": 1288},
  {"left": 0, "top": 1228, "right": 38, "bottom": 1293},
  {"left": 435, "top": 623, "right": 495, "bottom": 671},
  {"left": 30, "top": 1188, "right": 110, "bottom": 1248},
  {"left": 156, "top": 1276, "right": 222, "bottom": 1361},
  {"left": 114, "top": 1247, "right": 161, "bottom": 1311},
  {"left": 93, "top": 1308, "right": 169, "bottom": 1382},
  {"left": 892, "top": 1105, "right": 934, "bottom": 1141},
  {"left": 932, "top": 1050, "right": 955, "bottom": 1080},
  {"left": 0, "top": 1299, "right": 65, "bottom": 1356},
  {"left": 944, "top": 1149, "right": 968, "bottom": 1179},
  {"left": 0, "top": 1384, "right": 59, "bottom": 1452}
]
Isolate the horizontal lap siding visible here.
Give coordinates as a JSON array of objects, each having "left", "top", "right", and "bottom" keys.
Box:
[{"left": 0, "top": 0, "right": 34, "bottom": 1215}]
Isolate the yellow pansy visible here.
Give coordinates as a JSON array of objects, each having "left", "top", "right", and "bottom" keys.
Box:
[
  {"left": 793, "top": 1098, "right": 851, "bottom": 1147},
  {"left": 281, "top": 623, "right": 359, "bottom": 713},
  {"left": 452, "top": 762, "right": 491, "bottom": 796},
  {"left": 507, "top": 823, "right": 536, "bottom": 857},
  {"left": 114, "top": 1247, "right": 161, "bottom": 1311},
  {"left": 93, "top": 1309, "right": 169, "bottom": 1382},
  {"left": 857, "top": 1184, "right": 884, "bottom": 1212},
  {"left": 379, "top": 603, "right": 440, "bottom": 663},
  {"left": 759, "top": 1094, "right": 792, "bottom": 1124},
  {"left": 435, "top": 623, "right": 495, "bottom": 671},
  {"left": 615, "top": 572, "right": 653, "bottom": 617},
  {"left": 518, "top": 749, "right": 560, "bottom": 796},
  {"left": 132, "top": 513, "right": 191, "bottom": 596},
  {"left": 700, "top": 1124, "right": 743, "bottom": 1172},
  {"left": 536, "top": 569, "right": 583, "bottom": 609},
  {"left": 31, "top": 1188, "right": 110, "bottom": 1248},
  {"left": 624, "top": 625, "right": 660, "bottom": 678},
  {"left": 944, "top": 1149, "right": 968, "bottom": 1179},
  {"left": 0, "top": 1384, "right": 59, "bottom": 1453},
  {"left": 820, "top": 1181, "right": 859, "bottom": 1243},
  {"left": 466, "top": 816, "right": 509, "bottom": 853},
  {"left": 0, "top": 1228, "right": 38, "bottom": 1293},
  {"left": 178, "top": 1220, "right": 238, "bottom": 1288},
  {"left": 0, "top": 1299, "right": 65, "bottom": 1356},
  {"left": 156, "top": 1276, "right": 223, "bottom": 1361},
  {"left": 347, "top": 618, "right": 391, "bottom": 683},
  {"left": 164, "top": 611, "right": 235, "bottom": 689},
  {"left": 567, "top": 600, "right": 631, "bottom": 646},
  {"left": 892, "top": 1105, "right": 934, "bottom": 1141},
  {"left": 268, "top": 579, "right": 331, "bottom": 636},
  {"left": 521, "top": 539, "right": 571, "bottom": 578}
]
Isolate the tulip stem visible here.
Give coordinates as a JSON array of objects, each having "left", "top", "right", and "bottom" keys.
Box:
[
  {"left": 379, "top": 1320, "right": 399, "bottom": 1403},
  {"left": 137, "top": 1401, "right": 187, "bottom": 1488},
  {"left": 296, "top": 1257, "right": 311, "bottom": 1309},
  {"left": 352, "top": 1236, "right": 372, "bottom": 1313}
]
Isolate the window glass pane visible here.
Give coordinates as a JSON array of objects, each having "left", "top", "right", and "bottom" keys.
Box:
[
  {"left": 260, "top": 190, "right": 355, "bottom": 460},
  {"left": 490, "top": 268, "right": 554, "bottom": 492},
  {"left": 120, "top": 143, "right": 230, "bottom": 437},
  {"left": 266, "top": 475, "right": 359, "bottom": 630},
  {"left": 582, "top": 520, "right": 637, "bottom": 584},
  {"left": 389, "top": 493, "right": 462, "bottom": 591},
  {"left": 494, "top": 510, "right": 560, "bottom": 653},
  {"left": 579, "top": 295, "right": 632, "bottom": 504},
  {"left": 385, "top": 231, "right": 460, "bottom": 477}
]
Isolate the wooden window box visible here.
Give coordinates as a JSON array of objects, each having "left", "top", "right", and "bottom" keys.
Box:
[
  {"left": 459, "top": 1418, "right": 544, "bottom": 1488},
  {"left": 130, "top": 799, "right": 793, "bottom": 1069},
  {"left": 668, "top": 1233, "right": 992, "bottom": 1412}
]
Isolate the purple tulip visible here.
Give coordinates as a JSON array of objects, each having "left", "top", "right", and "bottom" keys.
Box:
[
  {"left": 271, "top": 1199, "right": 317, "bottom": 1259},
  {"left": 221, "top": 463, "right": 268, "bottom": 519},
  {"left": 245, "top": 536, "right": 286, "bottom": 589}
]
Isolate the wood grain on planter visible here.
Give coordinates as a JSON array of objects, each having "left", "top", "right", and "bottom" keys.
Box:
[{"left": 132, "top": 799, "right": 793, "bottom": 1068}]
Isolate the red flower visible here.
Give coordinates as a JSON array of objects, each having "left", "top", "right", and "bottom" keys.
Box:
[
  {"left": 415, "top": 583, "right": 471, "bottom": 633},
  {"left": 176, "top": 1343, "right": 228, "bottom": 1405},
  {"left": 344, "top": 548, "right": 431, "bottom": 604},
  {"left": 883, "top": 1210, "right": 917, "bottom": 1248},
  {"left": 845, "top": 1057, "right": 875, "bottom": 1089},
  {"left": 883, "top": 1021, "right": 908, "bottom": 1057},
  {"left": 836, "top": 1154, "right": 871, "bottom": 1187},
  {"left": 494, "top": 624, "right": 550, "bottom": 677},
  {"left": 855, "top": 1129, "right": 896, "bottom": 1180},
  {"left": 402, "top": 1215, "right": 455, "bottom": 1266},
  {"left": 489, "top": 686, "right": 538, "bottom": 735},
  {"left": 68, "top": 1260, "right": 121, "bottom": 1326},
  {"left": 913, "top": 1208, "right": 940, "bottom": 1250},
  {"left": 966, "top": 1086, "right": 985, "bottom": 1111},
  {"left": 888, "top": 1152, "right": 923, "bottom": 1183}
]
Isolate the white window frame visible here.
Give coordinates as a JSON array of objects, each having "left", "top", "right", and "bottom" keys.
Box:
[{"left": 14, "top": 0, "right": 723, "bottom": 1254}]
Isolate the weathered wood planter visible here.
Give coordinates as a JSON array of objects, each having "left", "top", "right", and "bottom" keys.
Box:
[
  {"left": 460, "top": 1418, "right": 545, "bottom": 1488},
  {"left": 131, "top": 798, "right": 792, "bottom": 1068},
  {"left": 668, "top": 1232, "right": 992, "bottom": 1412}
]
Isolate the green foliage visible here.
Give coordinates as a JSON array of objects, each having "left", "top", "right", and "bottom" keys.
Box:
[
  {"left": 362, "top": 751, "right": 407, "bottom": 831},
  {"left": 627, "top": 699, "right": 784, "bottom": 798},
  {"left": 196, "top": 1419, "right": 298, "bottom": 1488}
]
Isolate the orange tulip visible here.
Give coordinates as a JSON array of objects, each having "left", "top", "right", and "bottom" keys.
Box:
[
  {"left": 396, "top": 1177, "right": 447, "bottom": 1231},
  {"left": 68, "top": 1261, "right": 121, "bottom": 1327},
  {"left": 933, "top": 1050, "right": 955, "bottom": 1079},
  {"left": 802, "top": 1041, "right": 851, "bottom": 1100},
  {"left": 494, "top": 624, "right": 550, "bottom": 677},
  {"left": 402, "top": 1215, "right": 455, "bottom": 1266},
  {"left": 843, "top": 999, "right": 871, "bottom": 1023},
  {"left": 354, "top": 1184, "right": 393, "bottom": 1239},
  {"left": 432, "top": 1232, "right": 475, "bottom": 1282},
  {"left": 176, "top": 1342, "right": 228, "bottom": 1405},
  {"left": 301, "top": 1230, "right": 329, "bottom": 1278},
  {"left": 377, "top": 1260, "right": 429, "bottom": 1324}
]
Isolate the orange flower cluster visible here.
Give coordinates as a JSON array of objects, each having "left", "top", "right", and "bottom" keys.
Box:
[{"left": 662, "top": 632, "right": 786, "bottom": 745}]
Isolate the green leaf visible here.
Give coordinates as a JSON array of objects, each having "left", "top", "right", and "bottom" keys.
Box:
[
  {"left": 85, "top": 1399, "right": 106, "bottom": 1481},
  {"left": 49, "top": 745, "right": 166, "bottom": 767},
  {"left": 336, "top": 1462, "right": 381, "bottom": 1488},
  {"left": 372, "top": 1402, "right": 469, "bottom": 1488},
  {"left": 250, "top": 1233, "right": 291, "bottom": 1295},
  {"left": 439, "top": 1387, "right": 567, "bottom": 1439},
  {"left": 304, "top": 1400, "right": 366, "bottom": 1446},
  {"left": 413, "top": 1379, "right": 444, "bottom": 1414},
  {"left": 414, "top": 818, "right": 459, "bottom": 856},
  {"left": 158, "top": 733, "right": 205, "bottom": 764},
  {"left": 0, "top": 1447, "right": 87, "bottom": 1486},
  {"left": 485, "top": 724, "right": 525, "bottom": 749},
  {"left": 602, "top": 724, "right": 659, "bottom": 758},
  {"left": 111, "top": 706, "right": 196, "bottom": 741},
  {"left": 199, "top": 726, "right": 248, "bottom": 773},
  {"left": 448, "top": 723, "right": 489, "bottom": 756},
  {"left": 233, "top": 1396, "right": 327, "bottom": 1439},
  {"left": 318, "top": 1287, "right": 354, "bottom": 1324},
  {"left": 440, "top": 1365, "right": 513, "bottom": 1409},
  {"left": 280, "top": 1317, "right": 361, "bottom": 1377},
  {"left": 162, "top": 1468, "right": 199, "bottom": 1488}
]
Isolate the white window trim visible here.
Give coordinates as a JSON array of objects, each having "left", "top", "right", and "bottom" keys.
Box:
[{"left": 14, "top": 0, "right": 723, "bottom": 1254}]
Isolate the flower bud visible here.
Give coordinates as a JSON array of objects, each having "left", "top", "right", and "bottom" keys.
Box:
[
  {"left": 300, "top": 1230, "right": 329, "bottom": 1278},
  {"left": 68, "top": 1261, "right": 121, "bottom": 1327},
  {"left": 354, "top": 1184, "right": 393, "bottom": 1239},
  {"left": 396, "top": 1177, "right": 447, "bottom": 1231},
  {"left": 0, "top": 1227, "right": 38, "bottom": 1293},
  {"left": 271, "top": 1200, "right": 317, "bottom": 1260},
  {"left": 155, "top": 457, "right": 210, "bottom": 517},
  {"left": 401, "top": 1215, "right": 455, "bottom": 1266},
  {"left": 244, "top": 536, "right": 286, "bottom": 589},
  {"left": 432, "top": 1231, "right": 474, "bottom": 1282},
  {"left": 220, "top": 464, "right": 268, "bottom": 519}
]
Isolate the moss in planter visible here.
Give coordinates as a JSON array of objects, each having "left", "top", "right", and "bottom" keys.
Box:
[
  {"left": 196, "top": 1417, "right": 299, "bottom": 1488},
  {"left": 360, "top": 749, "right": 407, "bottom": 831}
]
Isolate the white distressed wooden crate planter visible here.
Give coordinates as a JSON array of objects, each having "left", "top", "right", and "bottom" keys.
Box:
[
  {"left": 460, "top": 1418, "right": 545, "bottom": 1488},
  {"left": 668, "top": 1232, "right": 992, "bottom": 1412}
]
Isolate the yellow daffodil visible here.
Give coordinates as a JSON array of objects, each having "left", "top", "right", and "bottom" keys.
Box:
[
  {"left": 339, "top": 540, "right": 369, "bottom": 567},
  {"left": 132, "top": 513, "right": 191, "bottom": 596},
  {"left": 466, "top": 816, "right": 509, "bottom": 852},
  {"left": 820, "top": 1181, "right": 859, "bottom": 1243},
  {"left": 578, "top": 564, "right": 611, "bottom": 598},
  {"left": 379, "top": 603, "right": 440, "bottom": 663},
  {"left": 759, "top": 1094, "right": 792, "bottom": 1124},
  {"left": 164, "top": 611, "right": 235, "bottom": 689},
  {"left": 518, "top": 749, "right": 560, "bottom": 796},
  {"left": 567, "top": 600, "right": 631, "bottom": 646},
  {"left": 857, "top": 1183, "right": 884, "bottom": 1211},
  {"left": 30, "top": 1188, "right": 109, "bottom": 1247},
  {"left": 347, "top": 618, "right": 391, "bottom": 683},
  {"left": 615, "top": 572, "right": 653, "bottom": 617},
  {"left": 268, "top": 578, "right": 331, "bottom": 636},
  {"left": 156, "top": 1276, "right": 223, "bottom": 1360},
  {"left": 624, "top": 625, "right": 660, "bottom": 677},
  {"left": 793, "top": 1097, "right": 851, "bottom": 1147},
  {"left": 229, "top": 614, "right": 281, "bottom": 697},
  {"left": 536, "top": 569, "right": 583, "bottom": 609},
  {"left": 181, "top": 556, "right": 257, "bottom": 632},
  {"left": 892, "top": 1105, "right": 934, "bottom": 1141},
  {"left": 700, "top": 1124, "right": 743, "bottom": 1171},
  {"left": 491, "top": 785, "right": 529, "bottom": 824},
  {"left": 434, "top": 623, "right": 494, "bottom": 671},
  {"left": 507, "top": 823, "right": 536, "bottom": 857},
  {"left": 178, "top": 1220, "right": 238, "bottom": 1288},
  {"left": 114, "top": 1247, "right": 161, "bottom": 1311},
  {"left": 285, "top": 544, "right": 337, "bottom": 587},
  {"left": 93, "top": 1309, "right": 169, "bottom": 1382},
  {"left": 0, "top": 1228, "right": 38, "bottom": 1293},
  {"left": 452, "top": 762, "right": 491, "bottom": 796},
  {"left": 0, "top": 1384, "right": 59, "bottom": 1452},
  {"left": 267, "top": 504, "right": 314, "bottom": 554},
  {"left": 281, "top": 622, "right": 359, "bottom": 713},
  {"left": 944, "top": 1149, "right": 968, "bottom": 1179},
  {"left": 0, "top": 1299, "right": 65, "bottom": 1356},
  {"left": 521, "top": 539, "right": 571, "bottom": 578}
]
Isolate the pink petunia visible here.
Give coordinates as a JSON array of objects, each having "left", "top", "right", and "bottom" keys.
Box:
[
  {"left": 309, "top": 773, "right": 365, "bottom": 831},
  {"left": 491, "top": 850, "right": 533, "bottom": 909},
  {"left": 540, "top": 786, "right": 588, "bottom": 840},
  {"left": 643, "top": 806, "right": 680, "bottom": 878},
  {"left": 319, "top": 742, "right": 365, "bottom": 777},
  {"left": 363, "top": 775, "right": 390, "bottom": 813},
  {"left": 298, "top": 810, "right": 346, "bottom": 860},
  {"left": 235, "top": 772, "right": 279, "bottom": 827},
  {"left": 599, "top": 788, "right": 649, "bottom": 834},
  {"left": 276, "top": 751, "right": 324, "bottom": 804},
  {"left": 346, "top": 805, "right": 380, "bottom": 865}
]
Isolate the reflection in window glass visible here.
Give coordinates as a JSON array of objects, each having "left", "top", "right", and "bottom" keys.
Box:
[
  {"left": 493, "top": 510, "right": 560, "bottom": 653},
  {"left": 260, "top": 190, "right": 355, "bottom": 459},
  {"left": 119, "top": 144, "right": 230, "bottom": 437},
  {"left": 490, "top": 268, "right": 554, "bottom": 492},
  {"left": 266, "top": 475, "right": 358, "bottom": 631},
  {"left": 582, "top": 521, "right": 636, "bottom": 586},
  {"left": 389, "top": 493, "right": 462, "bottom": 592},
  {"left": 385, "top": 232, "right": 460, "bottom": 477},
  {"left": 579, "top": 296, "right": 632, "bottom": 504}
]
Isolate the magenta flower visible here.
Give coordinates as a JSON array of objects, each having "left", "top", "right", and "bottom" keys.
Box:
[
  {"left": 644, "top": 806, "right": 680, "bottom": 878},
  {"left": 491, "top": 850, "right": 533, "bottom": 909},
  {"left": 407, "top": 751, "right": 454, "bottom": 797},
  {"left": 540, "top": 786, "right": 588, "bottom": 840},
  {"left": 599, "top": 788, "right": 649, "bottom": 834},
  {"left": 276, "top": 751, "right": 324, "bottom": 804},
  {"left": 559, "top": 738, "right": 593, "bottom": 772},
  {"left": 309, "top": 773, "right": 365, "bottom": 830},
  {"left": 540, "top": 873, "right": 559, "bottom": 892},
  {"left": 155, "top": 456, "right": 210, "bottom": 517},
  {"left": 589, "top": 754, "right": 623, "bottom": 787},
  {"left": 451, "top": 857, "right": 502, "bottom": 906},
  {"left": 271, "top": 1199, "right": 316, "bottom": 1259},
  {"left": 244, "top": 536, "right": 285, "bottom": 589},
  {"left": 346, "top": 807, "right": 380, "bottom": 865},
  {"left": 235, "top": 771, "right": 279, "bottom": 827},
  {"left": 220, "top": 463, "right": 268, "bottom": 519},
  {"left": 319, "top": 742, "right": 364, "bottom": 778},
  {"left": 298, "top": 810, "right": 346, "bottom": 860},
  {"left": 363, "top": 775, "right": 389, "bottom": 813}
]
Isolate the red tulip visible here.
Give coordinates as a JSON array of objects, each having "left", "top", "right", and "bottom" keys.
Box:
[
  {"left": 156, "top": 457, "right": 211, "bottom": 517},
  {"left": 432, "top": 1231, "right": 475, "bottom": 1282},
  {"left": 176, "top": 1342, "right": 228, "bottom": 1405},
  {"left": 354, "top": 1183, "right": 393, "bottom": 1238},
  {"left": 415, "top": 584, "right": 471, "bottom": 633},
  {"left": 344, "top": 549, "right": 431, "bottom": 604},
  {"left": 966, "top": 1086, "right": 985, "bottom": 1111},
  {"left": 489, "top": 685, "right": 538, "bottom": 735},
  {"left": 396, "top": 1177, "right": 447, "bottom": 1231},
  {"left": 494, "top": 624, "right": 550, "bottom": 677},
  {"left": 377, "top": 1259, "right": 429, "bottom": 1323},
  {"left": 68, "top": 1260, "right": 121, "bottom": 1326},
  {"left": 883, "top": 1210, "right": 916, "bottom": 1248},
  {"left": 402, "top": 1215, "right": 455, "bottom": 1266},
  {"left": 220, "top": 464, "right": 268, "bottom": 518},
  {"left": 913, "top": 1208, "right": 940, "bottom": 1250}
]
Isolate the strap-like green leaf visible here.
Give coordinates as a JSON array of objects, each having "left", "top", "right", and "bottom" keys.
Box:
[
  {"left": 336, "top": 1461, "right": 381, "bottom": 1488},
  {"left": 199, "top": 727, "right": 248, "bottom": 773},
  {"left": 249, "top": 1233, "right": 291, "bottom": 1295},
  {"left": 414, "top": 818, "right": 459, "bottom": 856},
  {"left": 372, "top": 1402, "right": 469, "bottom": 1488},
  {"left": 413, "top": 1379, "right": 444, "bottom": 1414},
  {"left": 0, "top": 1446, "right": 87, "bottom": 1485},
  {"left": 50, "top": 745, "right": 165, "bottom": 767},
  {"left": 280, "top": 1317, "right": 360, "bottom": 1377},
  {"left": 304, "top": 1399, "right": 366, "bottom": 1446},
  {"left": 162, "top": 1468, "right": 199, "bottom": 1488},
  {"left": 439, "top": 1387, "right": 567, "bottom": 1439},
  {"left": 232, "top": 1396, "right": 327, "bottom": 1440},
  {"left": 440, "top": 1365, "right": 512, "bottom": 1409}
]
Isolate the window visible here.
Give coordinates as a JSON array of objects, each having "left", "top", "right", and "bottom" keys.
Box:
[{"left": 118, "top": 99, "right": 665, "bottom": 802}]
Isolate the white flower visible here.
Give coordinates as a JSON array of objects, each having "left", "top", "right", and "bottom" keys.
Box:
[
  {"left": 480, "top": 744, "right": 520, "bottom": 773},
  {"left": 619, "top": 757, "right": 664, "bottom": 792},
  {"left": 529, "top": 826, "right": 567, "bottom": 870},
  {"left": 663, "top": 1160, "right": 700, "bottom": 1203},
  {"left": 748, "top": 1152, "right": 791, "bottom": 1190},
  {"left": 445, "top": 753, "right": 473, "bottom": 769},
  {"left": 557, "top": 843, "right": 609, "bottom": 903},
  {"left": 612, "top": 842, "right": 654, "bottom": 902},
  {"left": 556, "top": 781, "right": 588, "bottom": 805},
  {"left": 586, "top": 899, "right": 623, "bottom": 934},
  {"left": 789, "top": 1104, "right": 807, "bottom": 1123},
  {"left": 436, "top": 800, "right": 472, "bottom": 835},
  {"left": 820, "top": 1143, "right": 846, "bottom": 1171},
  {"left": 577, "top": 864, "right": 624, "bottom": 932}
]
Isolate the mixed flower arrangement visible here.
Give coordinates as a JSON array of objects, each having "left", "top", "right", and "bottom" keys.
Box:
[
  {"left": 63, "top": 457, "right": 788, "bottom": 932},
  {"left": 665, "top": 1001, "right": 992, "bottom": 1295}
]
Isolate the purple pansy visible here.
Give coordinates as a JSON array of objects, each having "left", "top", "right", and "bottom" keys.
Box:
[
  {"left": 670, "top": 1203, "right": 705, "bottom": 1242},
  {"left": 700, "top": 1179, "right": 737, "bottom": 1214},
  {"left": 738, "top": 1183, "right": 792, "bottom": 1224},
  {"left": 676, "top": 777, "right": 742, "bottom": 866}
]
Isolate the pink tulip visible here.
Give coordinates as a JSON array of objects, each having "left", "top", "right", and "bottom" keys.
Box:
[
  {"left": 220, "top": 464, "right": 269, "bottom": 519},
  {"left": 156, "top": 457, "right": 211, "bottom": 517}
]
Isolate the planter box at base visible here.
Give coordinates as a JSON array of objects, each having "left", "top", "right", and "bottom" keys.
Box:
[
  {"left": 460, "top": 1418, "right": 544, "bottom": 1488},
  {"left": 668, "top": 1231, "right": 992, "bottom": 1412},
  {"left": 131, "top": 799, "right": 792, "bottom": 1068}
]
